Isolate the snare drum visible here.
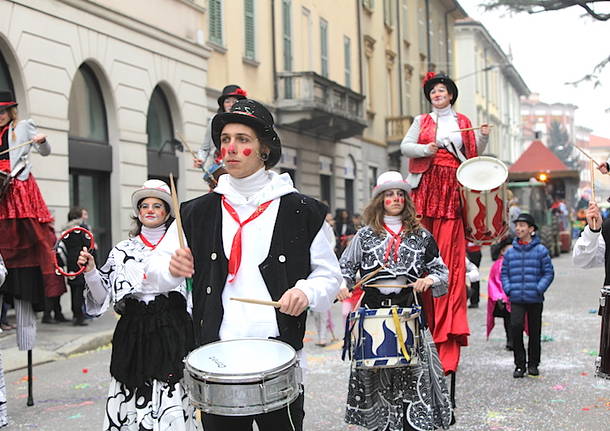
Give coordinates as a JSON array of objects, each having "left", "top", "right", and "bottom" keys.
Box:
[
  {"left": 348, "top": 306, "right": 421, "bottom": 369},
  {"left": 457, "top": 156, "right": 509, "bottom": 245},
  {"left": 597, "top": 287, "right": 610, "bottom": 379},
  {"left": 184, "top": 339, "right": 301, "bottom": 416}
]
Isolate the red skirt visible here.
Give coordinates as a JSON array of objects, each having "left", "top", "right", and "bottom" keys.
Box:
[
  {"left": 0, "top": 162, "right": 53, "bottom": 222},
  {"left": 411, "top": 163, "right": 461, "bottom": 220},
  {"left": 0, "top": 161, "right": 65, "bottom": 298}
]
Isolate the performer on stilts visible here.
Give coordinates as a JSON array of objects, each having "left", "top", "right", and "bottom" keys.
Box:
[
  {"left": 0, "top": 91, "right": 65, "bottom": 406},
  {"left": 0, "top": 253, "right": 8, "bottom": 427},
  {"left": 400, "top": 73, "right": 489, "bottom": 409}
]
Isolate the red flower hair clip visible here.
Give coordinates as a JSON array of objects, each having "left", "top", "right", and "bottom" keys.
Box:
[
  {"left": 235, "top": 88, "right": 247, "bottom": 97},
  {"left": 422, "top": 72, "right": 436, "bottom": 87}
]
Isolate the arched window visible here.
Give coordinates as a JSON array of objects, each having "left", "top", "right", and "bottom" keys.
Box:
[
  {"left": 0, "top": 53, "right": 14, "bottom": 93},
  {"left": 146, "top": 86, "right": 178, "bottom": 183},
  {"left": 68, "top": 64, "right": 112, "bottom": 259}
]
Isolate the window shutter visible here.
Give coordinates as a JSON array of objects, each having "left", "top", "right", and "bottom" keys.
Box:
[
  {"left": 320, "top": 19, "right": 328, "bottom": 77},
  {"left": 244, "top": 0, "right": 255, "bottom": 59},
  {"left": 344, "top": 36, "right": 351, "bottom": 89},
  {"left": 209, "top": 0, "right": 223, "bottom": 45}
]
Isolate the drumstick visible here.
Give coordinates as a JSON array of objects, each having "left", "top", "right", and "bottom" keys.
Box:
[
  {"left": 575, "top": 144, "right": 600, "bottom": 168},
  {"left": 0, "top": 140, "right": 33, "bottom": 156},
  {"left": 451, "top": 125, "right": 495, "bottom": 133},
  {"left": 169, "top": 173, "right": 185, "bottom": 249},
  {"left": 366, "top": 284, "right": 413, "bottom": 288},
  {"left": 591, "top": 160, "right": 597, "bottom": 231},
  {"left": 230, "top": 297, "right": 281, "bottom": 308},
  {"left": 177, "top": 132, "right": 199, "bottom": 160}
]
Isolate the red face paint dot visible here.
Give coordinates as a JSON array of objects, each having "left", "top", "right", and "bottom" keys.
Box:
[
  {"left": 385, "top": 200, "right": 392, "bottom": 206},
  {"left": 242, "top": 148, "right": 252, "bottom": 156},
  {"left": 82, "top": 368, "right": 89, "bottom": 374},
  {"left": 228, "top": 144, "right": 236, "bottom": 153},
  {"left": 221, "top": 148, "right": 227, "bottom": 158}
]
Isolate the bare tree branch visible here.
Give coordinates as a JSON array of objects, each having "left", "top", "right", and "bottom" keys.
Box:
[{"left": 480, "top": 1, "right": 610, "bottom": 21}]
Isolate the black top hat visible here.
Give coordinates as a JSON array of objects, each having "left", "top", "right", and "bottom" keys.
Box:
[
  {"left": 0, "top": 90, "right": 18, "bottom": 109},
  {"left": 490, "top": 235, "right": 514, "bottom": 261},
  {"left": 211, "top": 99, "right": 281, "bottom": 168},
  {"left": 217, "top": 85, "right": 248, "bottom": 108},
  {"left": 513, "top": 213, "right": 538, "bottom": 231},
  {"left": 422, "top": 72, "right": 458, "bottom": 105}
]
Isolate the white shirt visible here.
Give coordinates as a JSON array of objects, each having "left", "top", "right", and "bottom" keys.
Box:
[
  {"left": 572, "top": 225, "right": 605, "bottom": 269},
  {"left": 144, "top": 169, "right": 342, "bottom": 342}
]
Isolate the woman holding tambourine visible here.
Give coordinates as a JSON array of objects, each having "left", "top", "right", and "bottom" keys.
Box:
[
  {"left": 339, "top": 171, "right": 452, "bottom": 431},
  {"left": 77, "top": 179, "right": 196, "bottom": 431}
]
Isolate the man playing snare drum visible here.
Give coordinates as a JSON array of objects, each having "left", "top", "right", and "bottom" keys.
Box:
[{"left": 145, "top": 99, "right": 342, "bottom": 430}]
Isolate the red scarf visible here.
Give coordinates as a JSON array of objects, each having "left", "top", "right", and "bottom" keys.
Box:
[
  {"left": 139, "top": 232, "right": 166, "bottom": 250},
  {"left": 383, "top": 223, "right": 404, "bottom": 263},
  {"left": 222, "top": 196, "right": 273, "bottom": 282}
]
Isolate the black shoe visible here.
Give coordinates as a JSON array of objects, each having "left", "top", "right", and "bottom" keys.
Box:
[
  {"left": 54, "top": 314, "right": 69, "bottom": 323},
  {"left": 513, "top": 367, "right": 526, "bottom": 378},
  {"left": 73, "top": 319, "right": 88, "bottom": 327},
  {"left": 468, "top": 303, "right": 479, "bottom": 309},
  {"left": 505, "top": 343, "right": 513, "bottom": 351},
  {"left": 528, "top": 365, "right": 539, "bottom": 376},
  {"left": 41, "top": 315, "right": 55, "bottom": 324}
]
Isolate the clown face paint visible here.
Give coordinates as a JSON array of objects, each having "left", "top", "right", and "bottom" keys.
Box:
[
  {"left": 220, "top": 123, "right": 265, "bottom": 179},
  {"left": 383, "top": 189, "right": 405, "bottom": 217}
]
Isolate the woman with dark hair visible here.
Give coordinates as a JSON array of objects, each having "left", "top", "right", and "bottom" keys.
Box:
[
  {"left": 340, "top": 171, "right": 452, "bottom": 431},
  {"left": 194, "top": 84, "right": 247, "bottom": 171},
  {"left": 400, "top": 72, "right": 489, "bottom": 376},
  {"left": 0, "top": 90, "right": 65, "bottom": 352},
  {"left": 77, "top": 179, "right": 195, "bottom": 431}
]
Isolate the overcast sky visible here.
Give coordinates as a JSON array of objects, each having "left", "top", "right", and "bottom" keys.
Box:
[{"left": 458, "top": 1, "right": 610, "bottom": 138}]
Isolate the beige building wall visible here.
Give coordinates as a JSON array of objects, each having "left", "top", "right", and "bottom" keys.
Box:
[{"left": 0, "top": 0, "right": 209, "bottom": 253}]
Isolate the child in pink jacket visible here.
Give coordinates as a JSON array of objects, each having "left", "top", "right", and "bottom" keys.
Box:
[{"left": 487, "top": 237, "right": 514, "bottom": 350}]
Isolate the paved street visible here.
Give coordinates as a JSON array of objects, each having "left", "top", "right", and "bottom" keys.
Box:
[{"left": 3, "top": 251, "right": 610, "bottom": 430}]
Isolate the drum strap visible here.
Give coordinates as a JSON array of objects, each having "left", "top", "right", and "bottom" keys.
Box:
[{"left": 391, "top": 307, "right": 411, "bottom": 362}]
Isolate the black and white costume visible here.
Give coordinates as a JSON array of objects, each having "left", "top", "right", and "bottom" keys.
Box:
[
  {"left": 340, "top": 218, "right": 453, "bottom": 431},
  {"left": 84, "top": 228, "right": 196, "bottom": 431}
]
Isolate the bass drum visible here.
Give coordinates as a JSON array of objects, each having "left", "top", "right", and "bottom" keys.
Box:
[{"left": 457, "top": 156, "right": 509, "bottom": 246}]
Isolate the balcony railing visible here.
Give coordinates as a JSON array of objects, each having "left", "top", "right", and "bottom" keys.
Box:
[
  {"left": 385, "top": 115, "right": 413, "bottom": 143},
  {"left": 275, "top": 71, "right": 366, "bottom": 140}
]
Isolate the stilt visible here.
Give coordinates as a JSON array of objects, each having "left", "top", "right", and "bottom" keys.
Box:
[
  {"left": 449, "top": 371, "right": 456, "bottom": 425},
  {"left": 26, "top": 350, "right": 34, "bottom": 406}
]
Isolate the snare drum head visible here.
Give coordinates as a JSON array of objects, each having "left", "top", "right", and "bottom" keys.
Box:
[
  {"left": 457, "top": 156, "right": 508, "bottom": 191},
  {"left": 186, "top": 338, "right": 296, "bottom": 381}
]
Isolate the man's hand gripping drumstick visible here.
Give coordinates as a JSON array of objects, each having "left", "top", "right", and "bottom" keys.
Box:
[{"left": 586, "top": 201, "right": 602, "bottom": 232}]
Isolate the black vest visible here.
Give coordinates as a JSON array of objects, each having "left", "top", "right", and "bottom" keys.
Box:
[
  {"left": 181, "top": 191, "right": 327, "bottom": 351},
  {"left": 602, "top": 217, "right": 610, "bottom": 286}
]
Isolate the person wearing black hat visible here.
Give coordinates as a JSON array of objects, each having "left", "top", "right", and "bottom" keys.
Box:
[
  {"left": 486, "top": 235, "right": 515, "bottom": 351},
  {"left": 0, "top": 90, "right": 65, "bottom": 353},
  {"left": 398, "top": 72, "right": 490, "bottom": 378},
  {"left": 501, "top": 213, "right": 554, "bottom": 378},
  {"left": 145, "top": 99, "right": 342, "bottom": 430},
  {"left": 194, "top": 85, "right": 247, "bottom": 178}
]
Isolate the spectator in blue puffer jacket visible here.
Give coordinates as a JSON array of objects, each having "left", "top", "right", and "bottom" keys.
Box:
[{"left": 501, "top": 213, "right": 554, "bottom": 379}]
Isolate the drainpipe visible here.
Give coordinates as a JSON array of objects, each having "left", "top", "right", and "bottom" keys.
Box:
[
  {"left": 271, "top": 0, "right": 278, "bottom": 101},
  {"left": 396, "top": 0, "right": 403, "bottom": 115},
  {"left": 444, "top": 6, "right": 456, "bottom": 76},
  {"left": 357, "top": 0, "right": 364, "bottom": 96},
  {"left": 425, "top": 0, "right": 431, "bottom": 70}
]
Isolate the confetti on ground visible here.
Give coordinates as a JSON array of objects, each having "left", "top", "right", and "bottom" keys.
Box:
[
  {"left": 589, "top": 309, "right": 598, "bottom": 314},
  {"left": 587, "top": 350, "right": 599, "bottom": 357},
  {"left": 552, "top": 384, "right": 566, "bottom": 391},
  {"left": 74, "top": 383, "right": 90, "bottom": 389},
  {"left": 68, "top": 413, "right": 83, "bottom": 419},
  {"left": 581, "top": 372, "right": 589, "bottom": 376},
  {"left": 541, "top": 335, "right": 554, "bottom": 342},
  {"left": 82, "top": 368, "right": 89, "bottom": 374},
  {"left": 550, "top": 399, "right": 566, "bottom": 403},
  {"left": 44, "top": 400, "right": 94, "bottom": 413}
]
